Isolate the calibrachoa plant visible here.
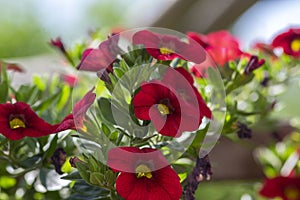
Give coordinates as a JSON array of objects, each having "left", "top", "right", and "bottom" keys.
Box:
[{"left": 0, "top": 26, "right": 300, "bottom": 200}]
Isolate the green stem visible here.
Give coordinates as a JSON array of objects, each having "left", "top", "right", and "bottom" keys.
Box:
[{"left": 110, "top": 189, "right": 118, "bottom": 200}]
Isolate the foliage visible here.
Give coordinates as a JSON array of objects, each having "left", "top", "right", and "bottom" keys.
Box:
[{"left": 0, "top": 27, "right": 300, "bottom": 200}]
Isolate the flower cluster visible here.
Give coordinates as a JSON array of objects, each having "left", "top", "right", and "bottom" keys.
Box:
[
  {"left": 1, "top": 25, "right": 300, "bottom": 200},
  {"left": 0, "top": 88, "right": 95, "bottom": 140}
]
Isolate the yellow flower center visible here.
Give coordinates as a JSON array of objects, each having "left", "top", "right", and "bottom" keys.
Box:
[
  {"left": 160, "top": 47, "right": 173, "bottom": 55},
  {"left": 157, "top": 104, "right": 170, "bottom": 115},
  {"left": 291, "top": 39, "right": 300, "bottom": 52},
  {"left": 135, "top": 164, "right": 152, "bottom": 179},
  {"left": 285, "top": 186, "right": 300, "bottom": 200},
  {"left": 9, "top": 118, "right": 26, "bottom": 129}
]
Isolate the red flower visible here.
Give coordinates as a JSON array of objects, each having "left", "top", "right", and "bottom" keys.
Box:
[
  {"left": 0, "top": 61, "right": 24, "bottom": 73},
  {"left": 133, "top": 67, "right": 211, "bottom": 137},
  {"left": 243, "top": 55, "right": 265, "bottom": 75},
  {"left": 259, "top": 176, "right": 300, "bottom": 200},
  {"left": 61, "top": 74, "right": 77, "bottom": 87},
  {"left": 0, "top": 102, "right": 58, "bottom": 140},
  {"left": 187, "top": 30, "right": 243, "bottom": 66},
  {"left": 253, "top": 42, "right": 277, "bottom": 58},
  {"left": 77, "top": 34, "right": 120, "bottom": 72},
  {"left": 107, "top": 147, "right": 182, "bottom": 200},
  {"left": 56, "top": 87, "right": 96, "bottom": 132},
  {"left": 162, "top": 67, "right": 212, "bottom": 120},
  {"left": 50, "top": 37, "right": 66, "bottom": 53},
  {"left": 133, "top": 30, "right": 206, "bottom": 64},
  {"left": 272, "top": 28, "right": 300, "bottom": 57}
]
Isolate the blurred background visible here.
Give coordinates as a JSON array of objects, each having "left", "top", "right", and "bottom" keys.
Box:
[
  {"left": 1, "top": 0, "right": 300, "bottom": 199},
  {"left": 1, "top": 0, "right": 300, "bottom": 58}
]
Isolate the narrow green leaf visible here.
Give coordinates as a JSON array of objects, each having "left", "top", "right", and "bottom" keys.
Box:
[
  {"left": 61, "top": 171, "right": 82, "bottom": 180},
  {"left": 0, "top": 80, "right": 8, "bottom": 103},
  {"left": 97, "top": 98, "right": 116, "bottom": 124}
]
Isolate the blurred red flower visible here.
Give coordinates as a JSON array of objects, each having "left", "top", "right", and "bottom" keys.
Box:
[
  {"left": 243, "top": 55, "right": 265, "bottom": 75},
  {"left": 259, "top": 176, "right": 300, "bottom": 200},
  {"left": 187, "top": 30, "right": 243, "bottom": 66},
  {"left": 107, "top": 147, "right": 182, "bottom": 200},
  {"left": 56, "top": 87, "right": 96, "bottom": 132},
  {"left": 253, "top": 42, "right": 277, "bottom": 58},
  {"left": 133, "top": 30, "right": 206, "bottom": 64},
  {"left": 77, "top": 34, "right": 120, "bottom": 72},
  {"left": 133, "top": 67, "right": 211, "bottom": 137},
  {"left": 0, "top": 61, "right": 24, "bottom": 73},
  {"left": 0, "top": 102, "right": 58, "bottom": 140},
  {"left": 50, "top": 37, "right": 66, "bottom": 53},
  {"left": 61, "top": 74, "right": 77, "bottom": 87},
  {"left": 272, "top": 28, "right": 300, "bottom": 57}
]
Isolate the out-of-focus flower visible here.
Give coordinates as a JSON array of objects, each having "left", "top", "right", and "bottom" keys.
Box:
[
  {"left": 51, "top": 147, "right": 67, "bottom": 175},
  {"left": 50, "top": 37, "right": 66, "bottom": 53},
  {"left": 107, "top": 147, "right": 182, "bottom": 200},
  {"left": 243, "top": 55, "right": 265, "bottom": 75},
  {"left": 259, "top": 176, "right": 300, "bottom": 200},
  {"left": 133, "top": 30, "right": 206, "bottom": 64},
  {"left": 272, "top": 28, "right": 300, "bottom": 57},
  {"left": 50, "top": 37, "right": 76, "bottom": 66},
  {"left": 187, "top": 30, "right": 243, "bottom": 66},
  {"left": 0, "top": 61, "right": 24, "bottom": 73},
  {"left": 0, "top": 102, "right": 58, "bottom": 140},
  {"left": 260, "top": 72, "right": 270, "bottom": 87},
  {"left": 253, "top": 42, "right": 277, "bottom": 58},
  {"left": 56, "top": 87, "right": 96, "bottom": 132},
  {"left": 133, "top": 67, "right": 211, "bottom": 137},
  {"left": 77, "top": 34, "right": 121, "bottom": 72},
  {"left": 236, "top": 122, "right": 252, "bottom": 139},
  {"left": 61, "top": 74, "right": 77, "bottom": 87}
]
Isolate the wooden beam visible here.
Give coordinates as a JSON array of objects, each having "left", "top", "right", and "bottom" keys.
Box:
[{"left": 152, "top": 0, "right": 257, "bottom": 33}]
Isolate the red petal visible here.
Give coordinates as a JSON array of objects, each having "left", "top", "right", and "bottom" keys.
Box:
[
  {"left": 77, "top": 49, "right": 111, "bottom": 72},
  {"left": 206, "top": 30, "right": 240, "bottom": 49},
  {"left": 116, "top": 173, "right": 139, "bottom": 200},
  {"left": 187, "top": 32, "right": 209, "bottom": 48},
  {"left": 155, "top": 114, "right": 180, "bottom": 137},
  {"left": 154, "top": 166, "right": 182, "bottom": 200},
  {"left": 108, "top": 147, "right": 169, "bottom": 173},
  {"left": 133, "top": 30, "right": 160, "bottom": 49}
]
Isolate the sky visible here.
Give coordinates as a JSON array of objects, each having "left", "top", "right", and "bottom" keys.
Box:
[{"left": 232, "top": 0, "right": 300, "bottom": 49}]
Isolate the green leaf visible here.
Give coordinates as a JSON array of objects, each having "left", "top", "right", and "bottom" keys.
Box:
[
  {"left": 0, "top": 176, "right": 17, "bottom": 189},
  {"left": 87, "top": 156, "right": 101, "bottom": 172},
  {"left": 33, "top": 89, "right": 62, "bottom": 112},
  {"left": 226, "top": 73, "right": 254, "bottom": 94},
  {"left": 109, "top": 131, "right": 118, "bottom": 142},
  {"left": 61, "top": 171, "right": 82, "bottom": 180},
  {"left": 15, "top": 85, "right": 39, "bottom": 103},
  {"left": 101, "top": 123, "right": 111, "bottom": 137},
  {"left": 97, "top": 98, "right": 116, "bottom": 124},
  {"left": 76, "top": 162, "right": 90, "bottom": 183},
  {"left": 19, "top": 154, "right": 43, "bottom": 168},
  {"left": 66, "top": 180, "right": 110, "bottom": 200},
  {"left": 104, "top": 170, "right": 116, "bottom": 187},
  {"left": 89, "top": 172, "right": 105, "bottom": 186},
  {"left": 0, "top": 80, "right": 8, "bottom": 103},
  {"left": 186, "top": 126, "right": 209, "bottom": 157},
  {"left": 33, "top": 75, "right": 46, "bottom": 91},
  {"left": 44, "top": 135, "right": 58, "bottom": 159},
  {"left": 56, "top": 85, "right": 71, "bottom": 111},
  {"left": 113, "top": 67, "right": 125, "bottom": 79}
]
